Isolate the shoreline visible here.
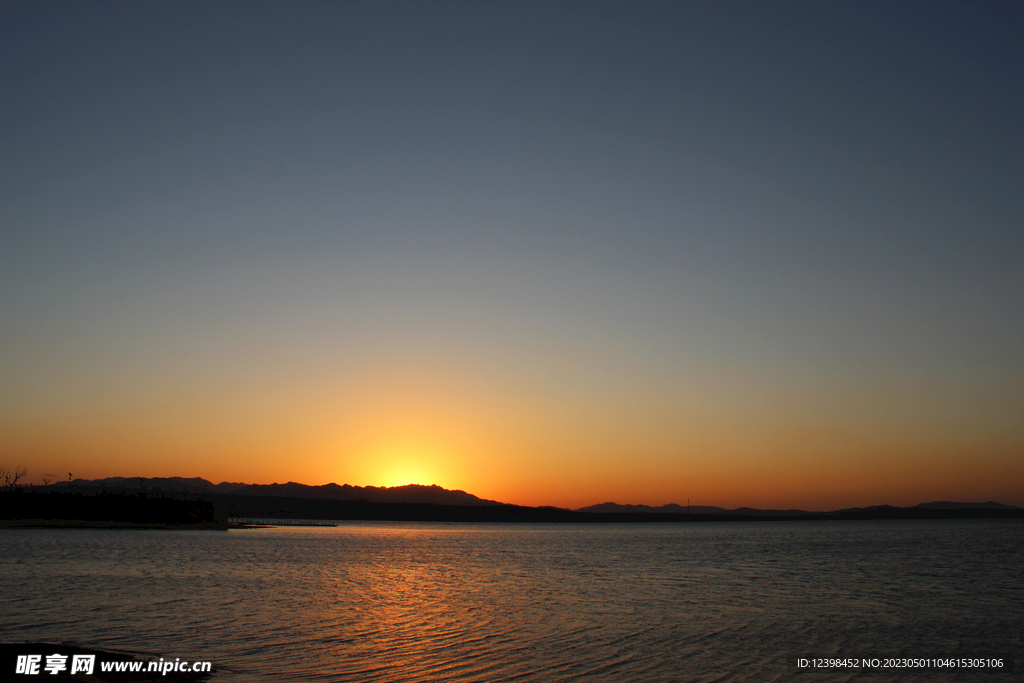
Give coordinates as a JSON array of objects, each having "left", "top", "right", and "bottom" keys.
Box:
[
  {"left": 3, "top": 510, "right": 1021, "bottom": 529},
  {"left": 0, "top": 519, "right": 228, "bottom": 530}
]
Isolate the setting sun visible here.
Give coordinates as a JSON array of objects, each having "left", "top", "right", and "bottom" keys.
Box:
[
  {"left": 378, "top": 465, "right": 432, "bottom": 488},
  {"left": 351, "top": 439, "right": 447, "bottom": 489}
]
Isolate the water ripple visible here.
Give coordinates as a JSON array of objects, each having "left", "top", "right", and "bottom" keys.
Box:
[{"left": 1, "top": 521, "right": 1021, "bottom": 682}]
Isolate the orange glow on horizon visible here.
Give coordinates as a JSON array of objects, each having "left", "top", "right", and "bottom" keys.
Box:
[
  {"left": 2, "top": 364, "right": 1021, "bottom": 511},
  {"left": 343, "top": 436, "right": 455, "bottom": 491}
]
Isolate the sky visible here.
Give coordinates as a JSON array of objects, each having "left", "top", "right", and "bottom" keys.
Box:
[{"left": 1, "top": 0, "right": 1021, "bottom": 510}]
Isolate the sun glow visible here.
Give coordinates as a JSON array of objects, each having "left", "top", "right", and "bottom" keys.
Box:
[
  {"left": 379, "top": 464, "right": 433, "bottom": 488},
  {"left": 351, "top": 439, "right": 448, "bottom": 489}
]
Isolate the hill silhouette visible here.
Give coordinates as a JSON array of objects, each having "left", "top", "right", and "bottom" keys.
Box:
[
  {"left": 576, "top": 500, "right": 1020, "bottom": 516},
  {"left": 61, "top": 477, "right": 500, "bottom": 507},
  {"left": 576, "top": 502, "right": 813, "bottom": 516},
  {"left": 29, "top": 477, "right": 1021, "bottom": 523}
]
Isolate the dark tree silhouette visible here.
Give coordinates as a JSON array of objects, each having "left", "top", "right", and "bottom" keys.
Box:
[{"left": 1, "top": 466, "right": 27, "bottom": 492}]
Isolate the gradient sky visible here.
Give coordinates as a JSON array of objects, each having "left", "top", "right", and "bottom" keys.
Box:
[{"left": 1, "top": 0, "right": 1021, "bottom": 510}]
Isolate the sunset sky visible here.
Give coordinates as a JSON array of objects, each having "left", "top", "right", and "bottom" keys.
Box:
[{"left": 1, "top": 1, "right": 1021, "bottom": 510}]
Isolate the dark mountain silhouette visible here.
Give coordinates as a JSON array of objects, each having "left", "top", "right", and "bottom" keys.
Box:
[
  {"left": 833, "top": 501, "right": 1021, "bottom": 514},
  {"left": 579, "top": 502, "right": 840, "bottom": 516},
  {"left": 59, "top": 477, "right": 501, "bottom": 507},
  {"left": 577, "top": 502, "right": 728, "bottom": 514},
  {"left": 913, "top": 501, "right": 1019, "bottom": 510},
  {"left": 578, "top": 502, "right": 819, "bottom": 516},
  {"left": 576, "top": 501, "right": 1020, "bottom": 516},
  {"left": 36, "top": 477, "right": 1021, "bottom": 522}
]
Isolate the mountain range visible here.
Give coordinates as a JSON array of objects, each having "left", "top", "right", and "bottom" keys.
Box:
[
  {"left": 56, "top": 477, "right": 1019, "bottom": 514},
  {"left": 578, "top": 501, "right": 1020, "bottom": 515},
  {"left": 63, "top": 477, "right": 500, "bottom": 506}
]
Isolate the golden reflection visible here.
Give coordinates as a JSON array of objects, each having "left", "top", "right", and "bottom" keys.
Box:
[{"left": 312, "top": 525, "right": 489, "bottom": 680}]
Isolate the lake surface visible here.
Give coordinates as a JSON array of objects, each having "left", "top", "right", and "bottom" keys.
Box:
[{"left": 1, "top": 520, "right": 1021, "bottom": 681}]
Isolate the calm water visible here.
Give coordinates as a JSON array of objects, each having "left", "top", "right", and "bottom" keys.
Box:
[{"left": 1, "top": 520, "right": 1020, "bottom": 681}]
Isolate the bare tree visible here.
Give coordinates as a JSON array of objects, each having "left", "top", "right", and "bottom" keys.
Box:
[{"left": 2, "top": 466, "right": 27, "bottom": 492}]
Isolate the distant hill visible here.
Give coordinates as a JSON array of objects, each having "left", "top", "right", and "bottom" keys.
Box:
[
  {"left": 913, "top": 501, "right": 1019, "bottom": 510},
  {"left": 577, "top": 502, "right": 730, "bottom": 515},
  {"left": 61, "top": 477, "right": 502, "bottom": 507},
  {"left": 832, "top": 501, "right": 1021, "bottom": 514},
  {"left": 576, "top": 502, "right": 816, "bottom": 516},
  {"left": 577, "top": 501, "right": 1021, "bottom": 516},
  {"left": 52, "top": 478, "right": 1021, "bottom": 518}
]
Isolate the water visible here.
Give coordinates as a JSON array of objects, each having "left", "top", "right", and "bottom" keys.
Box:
[{"left": 1, "top": 520, "right": 1020, "bottom": 681}]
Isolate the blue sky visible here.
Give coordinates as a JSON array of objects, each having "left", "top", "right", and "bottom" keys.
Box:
[{"left": 1, "top": 1, "right": 1020, "bottom": 508}]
